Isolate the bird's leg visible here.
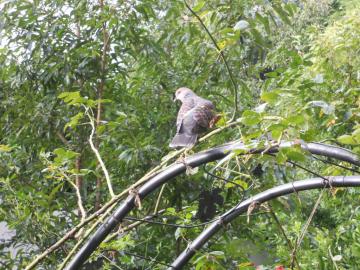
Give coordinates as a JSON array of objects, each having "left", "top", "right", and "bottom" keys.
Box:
[
  {"left": 176, "top": 146, "right": 193, "bottom": 161},
  {"left": 176, "top": 147, "right": 198, "bottom": 175},
  {"left": 176, "top": 148, "right": 189, "bottom": 164},
  {"left": 183, "top": 146, "right": 194, "bottom": 157}
]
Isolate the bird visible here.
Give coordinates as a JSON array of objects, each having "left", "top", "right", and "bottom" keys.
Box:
[{"left": 169, "top": 87, "right": 219, "bottom": 148}]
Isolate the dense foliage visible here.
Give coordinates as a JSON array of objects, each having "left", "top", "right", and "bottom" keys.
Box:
[{"left": 0, "top": 0, "right": 359, "bottom": 269}]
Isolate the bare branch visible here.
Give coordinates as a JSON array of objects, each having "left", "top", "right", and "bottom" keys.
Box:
[
  {"left": 62, "top": 173, "right": 86, "bottom": 222},
  {"left": 153, "top": 184, "right": 166, "bottom": 214},
  {"left": 85, "top": 108, "right": 115, "bottom": 198},
  {"left": 56, "top": 131, "right": 69, "bottom": 146},
  {"left": 328, "top": 246, "right": 340, "bottom": 270}
]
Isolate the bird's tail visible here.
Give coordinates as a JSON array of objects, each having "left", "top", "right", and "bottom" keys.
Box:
[{"left": 169, "top": 133, "right": 197, "bottom": 148}]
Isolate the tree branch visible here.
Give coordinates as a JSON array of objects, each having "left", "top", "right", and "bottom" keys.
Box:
[
  {"left": 153, "top": 184, "right": 166, "bottom": 214},
  {"left": 86, "top": 108, "right": 115, "bottom": 198},
  {"left": 62, "top": 172, "right": 86, "bottom": 222}
]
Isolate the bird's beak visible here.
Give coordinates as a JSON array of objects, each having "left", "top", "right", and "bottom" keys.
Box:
[{"left": 173, "top": 93, "right": 177, "bottom": 102}]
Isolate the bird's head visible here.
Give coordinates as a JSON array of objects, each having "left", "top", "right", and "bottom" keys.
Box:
[{"left": 173, "top": 87, "right": 195, "bottom": 102}]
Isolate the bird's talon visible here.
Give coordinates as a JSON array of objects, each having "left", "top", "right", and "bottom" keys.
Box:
[
  {"left": 175, "top": 154, "right": 186, "bottom": 164},
  {"left": 175, "top": 154, "right": 198, "bottom": 175}
]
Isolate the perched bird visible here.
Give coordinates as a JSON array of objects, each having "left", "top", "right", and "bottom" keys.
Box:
[{"left": 169, "top": 87, "right": 218, "bottom": 148}]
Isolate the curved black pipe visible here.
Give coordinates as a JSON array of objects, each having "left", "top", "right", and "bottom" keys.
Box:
[
  {"left": 169, "top": 176, "right": 360, "bottom": 269},
  {"left": 65, "top": 141, "right": 359, "bottom": 269}
]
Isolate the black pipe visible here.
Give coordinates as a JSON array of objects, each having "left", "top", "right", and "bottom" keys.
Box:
[
  {"left": 169, "top": 176, "right": 360, "bottom": 269},
  {"left": 65, "top": 141, "right": 359, "bottom": 269}
]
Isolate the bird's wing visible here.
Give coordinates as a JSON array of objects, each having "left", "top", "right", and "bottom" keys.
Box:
[
  {"left": 192, "top": 101, "right": 215, "bottom": 128},
  {"left": 176, "top": 98, "right": 195, "bottom": 133}
]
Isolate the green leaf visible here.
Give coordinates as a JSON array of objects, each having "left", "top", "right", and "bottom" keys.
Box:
[
  {"left": 261, "top": 91, "right": 280, "bottom": 104},
  {"left": 284, "top": 3, "right": 298, "bottom": 17},
  {"left": 268, "top": 124, "right": 286, "bottom": 140},
  {"left": 255, "top": 13, "right": 270, "bottom": 35},
  {"left": 286, "top": 149, "right": 306, "bottom": 162},
  {"left": 283, "top": 114, "right": 305, "bottom": 126},
  {"left": 352, "top": 128, "right": 360, "bottom": 141},
  {"left": 337, "top": 135, "right": 357, "bottom": 145},
  {"left": 300, "top": 129, "right": 317, "bottom": 141},
  {"left": 265, "top": 71, "right": 278, "bottom": 78},
  {"left": 47, "top": 183, "right": 64, "bottom": 203},
  {"left": 58, "top": 91, "right": 86, "bottom": 106},
  {"left": 208, "top": 250, "right": 225, "bottom": 257},
  {"left": 240, "top": 110, "right": 261, "bottom": 126},
  {"left": 64, "top": 112, "right": 84, "bottom": 131},
  {"left": 276, "top": 150, "right": 287, "bottom": 164},
  {"left": 192, "top": 1, "right": 205, "bottom": 12},
  {"left": 276, "top": 147, "right": 307, "bottom": 164},
  {"left": 53, "top": 148, "right": 79, "bottom": 165},
  {"left": 225, "top": 179, "right": 248, "bottom": 189},
  {"left": 100, "top": 234, "right": 134, "bottom": 251},
  {"left": 166, "top": 207, "right": 176, "bottom": 215},
  {"left": 273, "top": 4, "right": 291, "bottom": 25},
  {"left": 0, "top": 145, "right": 12, "bottom": 152},
  {"left": 244, "top": 130, "right": 262, "bottom": 141},
  {"left": 250, "top": 28, "right": 269, "bottom": 48},
  {"left": 289, "top": 114, "right": 305, "bottom": 125}
]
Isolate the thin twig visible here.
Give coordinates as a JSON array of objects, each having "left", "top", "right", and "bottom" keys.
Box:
[
  {"left": 203, "top": 165, "right": 246, "bottom": 191},
  {"left": 74, "top": 156, "right": 84, "bottom": 238},
  {"left": 85, "top": 107, "right": 115, "bottom": 197},
  {"left": 215, "top": 165, "right": 251, "bottom": 178},
  {"left": 290, "top": 189, "right": 325, "bottom": 268},
  {"left": 56, "top": 131, "right": 70, "bottom": 146},
  {"left": 61, "top": 170, "right": 87, "bottom": 247},
  {"left": 123, "top": 216, "right": 216, "bottom": 228},
  {"left": 105, "top": 208, "right": 169, "bottom": 243},
  {"left": 199, "top": 119, "right": 241, "bottom": 142},
  {"left": 154, "top": 184, "right": 166, "bottom": 214},
  {"left": 267, "top": 153, "right": 331, "bottom": 183},
  {"left": 100, "top": 254, "right": 124, "bottom": 270},
  {"left": 62, "top": 173, "right": 86, "bottom": 222},
  {"left": 313, "top": 155, "right": 360, "bottom": 174},
  {"left": 121, "top": 251, "right": 173, "bottom": 268},
  {"left": 183, "top": 0, "right": 239, "bottom": 121},
  {"left": 104, "top": 207, "right": 190, "bottom": 244},
  {"left": 125, "top": 212, "right": 267, "bottom": 228},
  {"left": 328, "top": 246, "right": 339, "bottom": 270},
  {"left": 266, "top": 204, "right": 301, "bottom": 269}
]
